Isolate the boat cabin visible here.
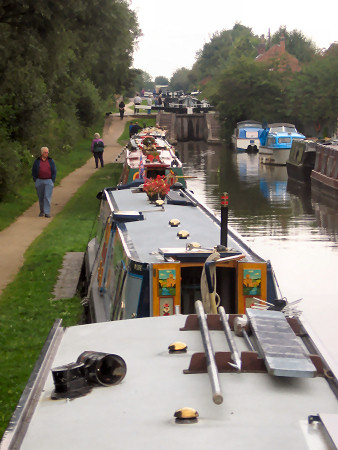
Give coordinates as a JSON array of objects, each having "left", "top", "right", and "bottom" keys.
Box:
[
  {"left": 83, "top": 184, "right": 280, "bottom": 323},
  {"left": 260, "top": 123, "right": 305, "bottom": 149}
]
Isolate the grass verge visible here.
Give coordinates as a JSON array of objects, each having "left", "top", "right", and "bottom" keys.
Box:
[
  {"left": 0, "top": 137, "right": 97, "bottom": 232},
  {"left": 0, "top": 163, "right": 122, "bottom": 438}
]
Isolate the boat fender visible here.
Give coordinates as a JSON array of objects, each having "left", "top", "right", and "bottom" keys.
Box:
[{"left": 174, "top": 407, "right": 199, "bottom": 424}]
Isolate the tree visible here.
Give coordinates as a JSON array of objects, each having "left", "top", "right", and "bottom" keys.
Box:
[
  {"left": 170, "top": 68, "right": 191, "bottom": 92},
  {"left": 190, "top": 24, "right": 259, "bottom": 85},
  {"left": 0, "top": 0, "right": 141, "bottom": 199},
  {"left": 287, "top": 46, "right": 338, "bottom": 135},
  {"left": 130, "top": 70, "right": 154, "bottom": 94},
  {"left": 154, "top": 76, "right": 169, "bottom": 85},
  {"left": 269, "top": 27, "right": 318, "bottom": 63},
  {"left": 208, "top": 58, "right": 286, "bottom": 140}
]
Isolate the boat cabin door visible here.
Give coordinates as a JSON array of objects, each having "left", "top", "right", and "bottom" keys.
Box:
[{"left": 151, "top": 263, "right": 181, "bottom": 316}]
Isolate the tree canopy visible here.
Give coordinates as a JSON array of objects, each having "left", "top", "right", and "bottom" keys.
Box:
[
  {"left": 0, "top": 0, "right": 140, "bottom": 199},
  {"left": 190, "top": 24, "right": 336, "bottom": 140},
  {"left": 169, "top": 68, "right": 192, "bottom": 92}
]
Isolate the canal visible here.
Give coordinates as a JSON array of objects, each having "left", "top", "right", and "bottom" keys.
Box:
[{"left": 178, "top": 141, "right": 338, "bottom": 375}]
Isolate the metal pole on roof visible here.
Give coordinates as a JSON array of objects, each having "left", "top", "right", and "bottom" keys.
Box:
[{"left": 195, "top": 300, "right": 223, "bottom": 405}]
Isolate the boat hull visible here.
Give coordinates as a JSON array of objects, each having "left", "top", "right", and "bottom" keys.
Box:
[
  {"left": 259, "top": 146, "right": 290, "bottom": 166},
  {"left": 310, "top": 141, "right": 338, "bottom": 201},
  {"left": 286, "top": 140, "right": 316, "bottom": 183},
  {"left": 233, "top": 138, "right": 260, "bottom": 153}
]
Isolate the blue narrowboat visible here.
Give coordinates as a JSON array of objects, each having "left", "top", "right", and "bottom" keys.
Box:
[{"left": 82, "top": 182, "right": 282, "bottom": 323}]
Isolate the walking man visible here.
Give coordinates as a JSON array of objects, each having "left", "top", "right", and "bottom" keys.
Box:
[
  {"left": 32, "top": 147, "right": 56, "bottom": 218},
  {"left": 91, "top": 132, "right": 105, "bottom": 168}
]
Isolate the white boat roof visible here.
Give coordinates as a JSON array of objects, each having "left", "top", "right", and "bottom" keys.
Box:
[
  {"left": 10, "top": 314, "right": 338, "bottom": 450},
  {"left": 106, "top": 187, "right": 262, "bottom": 264}
]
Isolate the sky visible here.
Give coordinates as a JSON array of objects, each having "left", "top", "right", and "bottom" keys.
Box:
[{"left": 129, "top": 0, "right": 337, "bottom": 81}]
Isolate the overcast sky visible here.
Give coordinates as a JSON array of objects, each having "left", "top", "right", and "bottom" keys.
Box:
[{"left": 129, "top": 0, "right": 337, "bottom": 80}]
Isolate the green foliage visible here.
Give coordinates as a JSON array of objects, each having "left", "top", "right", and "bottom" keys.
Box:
[
  {"left": 0, "top": 163, "right": 123, "bottom": 438},
  {"left": 269, "top": 27, "right": 318, "bottom": 63},
  {"left": 191, "top": 24, "right": 258, "bottom": 84},
  {"left": 0, "top": 137, "right": 96, "bottom": 230},
  {"left": 0, "top": 0, "right": 140, "bottom": 199},
  {"left": 209, "top": 58, "right": 286, "bottom": 139},
  {"left": 129, "top": 69, "right": 154, "bottom": 96},
  {"left": 154, "top": 76, "right": 169, "bottom": 85},
  {"left": 169, "top": 68, "right": 192, "bottom": 92},
  {"left": 190, "top": 23, "right": 335, "bottom": 138},
  {"left": 286, "top": 46, "right": 338, "bottom": 132},
  {"left": 0, "top": 128, "right": 32, "bottom": 201}
]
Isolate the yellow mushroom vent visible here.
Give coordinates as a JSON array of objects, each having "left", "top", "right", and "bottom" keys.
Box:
[
  {"left": 155, "top": 199, "right": 164, "bottom": 207},
  {"left": 174, "top": 407, "right": 199, "bottom": 424},
  {"left": 169, "top": 218, "right": 180, "bottom": 227},
  {"left": 168, "top": 341, "right": 187, "bottom": 354},
  {"left": 177, "top": 230, "right": 189, "bottom": 239}
]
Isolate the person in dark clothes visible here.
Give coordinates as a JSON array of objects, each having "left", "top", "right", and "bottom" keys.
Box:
[
  {"left": 119, "top": 100, "right": 125, "bottom": 119},
  {"left": 129, "top": 121, "right": 134, "bottom": 137},
  {"left": 32, "top": 146, "right": 56, "bottom": 218},
  {"left": 91, "top": 132, "right": 104, "bottom": 168},
  {"left": 130, "top": 122, "right": 142, "bottom": 136}
]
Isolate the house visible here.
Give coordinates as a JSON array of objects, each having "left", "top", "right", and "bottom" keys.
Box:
[{"left": 256, "top": 35, "right": 301, "bottom": 72}]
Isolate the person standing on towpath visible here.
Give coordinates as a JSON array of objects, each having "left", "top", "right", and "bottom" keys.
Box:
[
  {"left": 32, "top": 146, "right": 56, "bottom": 218},
  {"left": 91, "top": 132, "right": 104, "bottom": 168}
]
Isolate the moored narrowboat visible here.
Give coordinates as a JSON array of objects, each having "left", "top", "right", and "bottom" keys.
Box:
[
  {"left": 81, "top": 182, "right": 281, "bottom": 323},
  {"left": 286, "top": 139, "right": 316, "bottom": 183},
  {"left": 259, "top": 123, "right": 306, "bottom": 166},
  {"left": 311, "top": 140, "right": 338, "bottom": 201},
  {"left": 119, "top": 127, "right": 186, "bottom": 187}
]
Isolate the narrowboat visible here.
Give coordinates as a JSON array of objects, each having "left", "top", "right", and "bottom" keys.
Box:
[
  {"left": 2, "top": 184, "right": 338, "bottom": 450},
  {"left": 286, "top": 139, "right": 316, "bottom": 183},
  {"left": 259, "top": 123, "right": 305, "bottom": 166},
  {"left": 231, "top": 120, "right": 263, "bottom": 153},
  {"left": 311, "top": 140, "right": 338, "bottom": 202},
  {"left": 118, "top": 127, "right": 186, "bottom": 187},
  {"left": 2, "top": 303, "right": 337, "bottom": 449},
  {"left": 81, "top": 181, "right": 282, "bottom": 323}
]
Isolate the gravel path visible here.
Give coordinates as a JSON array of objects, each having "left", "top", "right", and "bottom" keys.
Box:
[{"left": 0, "top": 112, "right": 130, "bottom": 295}]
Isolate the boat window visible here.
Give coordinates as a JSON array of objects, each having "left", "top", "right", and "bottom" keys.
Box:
[
  {"left": 146, "top": 168, "right": 166, "bottom": 178},
  {"left": 111, "top": 261, "right": 127, "bottom": 320},
  {"left": 246, "top": 131, "right": 258, "bottom": 138},
  {"left": 267, "top": 137, "right": 276, "bottom": 145},
  {"left": 278, "top": 137, "right": 291, "bottom": 143}
]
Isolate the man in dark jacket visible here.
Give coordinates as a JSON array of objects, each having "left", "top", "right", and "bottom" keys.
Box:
[
  {"left": 130, "top": 122, "right": 142, "bottom": 136},
  {"left": 32, "top": 147, "right": 57, "bottom": 218}
]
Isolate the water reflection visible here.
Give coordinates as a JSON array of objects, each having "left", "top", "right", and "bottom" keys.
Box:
[
  {"left": 178, "top": 141, "right": 338, "bottom": 241},
  {"left": 178, "top": 140, "right": 338, "bottom": 374}
]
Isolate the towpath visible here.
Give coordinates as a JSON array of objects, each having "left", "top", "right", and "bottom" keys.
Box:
[{"left": 0, "top": 108, "right": 132, "bottom": 296}]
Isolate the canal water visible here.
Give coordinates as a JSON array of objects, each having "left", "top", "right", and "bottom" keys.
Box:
[{"left": 178, "top": 141, "right": 338, "bottom": 375}]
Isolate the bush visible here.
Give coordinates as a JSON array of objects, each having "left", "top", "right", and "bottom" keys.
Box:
[{"left": 0, "top": 130, "right": 32, "bottom": 200}]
